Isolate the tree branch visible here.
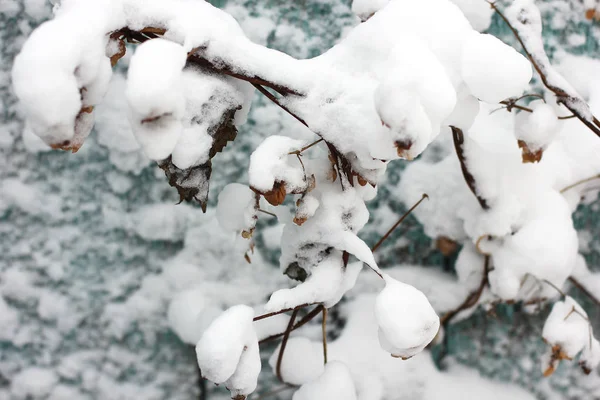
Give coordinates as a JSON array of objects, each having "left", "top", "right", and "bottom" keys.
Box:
[
  {"left": 371, "top": 193, "right": 429, "bottom": 253},
  {"left": 276, "top": 309, "right": 299, "bottom": 383},
  {"left": 259, "top": 305, "right": 324, "bottom": 344},
  {"left": 569, "top": 277, "right": 600, "bottom": 307},
  {"left": 489, "top": 2, "right": 600, "bottom": 137},
  {"left": 440, "top": 255, "right": 490, "bottom": 325},
  {"left": 450, "top": 126, "right": 489, "bottom": 210},
  {"left": 322, "top": 307, "right": 328, "bottom": 365}
]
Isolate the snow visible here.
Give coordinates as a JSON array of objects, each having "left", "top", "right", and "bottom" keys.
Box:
[
  {"left": 11, "top": 367, "right": 59, "bottom": 399},
  {"left": 249, "top": 135, "right": 307, "bottom": 193},
  {"left": 195, "top": 304, "right": 261, "bottom": 397},
  {"left": 514, "top": 101, "right": 560, "bottom": 152},
  {"left": 216, "top": 183, "right": 257, "bottom": 234},
  {"left": 126, "top": 38, "right": 188, "bottom": 161},
  {"left": 292, "top": 361, "right": 357, "bottom": 400},
  {"left": 461, "top": 32, "right": 532, "bottom": 104},
  {"left": 266, "top": 259, "right": 362, "bottom": 311},
  {"left": 374, "top": 275, "right": 440, "bottom": 359},
  {"left": 351, "top": 0, "right": 389, "bottom": 21},
  {"left": 168, "top": 287, "right": 219, "bottom": 345},
  {"left": 8, "top": 0, "right": 600, "bottom": 398},
  {"left": 277, "top": 294, "right": 536, "bottom": 400},
  {"left": 268, "top": 336, "right": 324, "bottom": 385},
  {"left": 450, "top": 0, "right": 493, "bottom": 31},
  {"left": 542, "top": 296, "right": 596, "bottom": 359}
]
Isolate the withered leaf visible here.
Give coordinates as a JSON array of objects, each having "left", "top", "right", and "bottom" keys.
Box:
[
  {"left": 158, "top": 156, "right": 211, "bottom": 211},
  {"left": 157, "top": 106, "right": 239, "bottom": 210},
  {"left": 262, "top": 181, "right": 287, "bottom": 206},
  {"left": 518, "top": 140, "right": 543, "bottom": 163}
]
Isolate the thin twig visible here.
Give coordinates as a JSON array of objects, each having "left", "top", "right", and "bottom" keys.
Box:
[
  {"left": 489, "top": 1, "right": 600, "bottom": 137},
  {"left": 289, "top": 138, "right": 324, "bottom": 155},
  {"left": 322, "top": 307, "right": 328, "bottom": 365},
  {"left": 451, "top": 126, "right": 489, "bottom": 210},
  {"left": 259, "top": 305, "right": 324, "bottom": 344},
  {"left": 276, "top": 309, "right": 299, "bottom": 383},
  {"left": 542, "top": 279, "right": 566, "bottom": 298},
  {"left": 253, "top": 303, "right": 313, "bottom": 322},
  {"left": 440, "top": 255, "right": 490, "bottom": 325},
  {"left": 560, "top": 174, "right": 600, "bottom": 193},
  {"left": 252, "top": 83, "right": 309, "bottom": 128},
  {"left": 569, "top": 277, "right": 600, "bottom": 307},
  {"left": 257, "top": 209, "right": 277, "bottom": 218},
  {"left": 371, "top": 193, "right": 429, "bottom": 253}
]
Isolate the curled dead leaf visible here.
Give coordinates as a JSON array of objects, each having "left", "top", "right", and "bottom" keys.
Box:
[
  {"left": 518, "top": 140, "right": 543, "bottom": 163},
  {"left": 262, "top": 181, "right": 287, "bottom": 206}
]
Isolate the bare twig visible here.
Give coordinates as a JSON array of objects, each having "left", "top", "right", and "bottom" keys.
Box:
[
  {"left": 289, "top": 138, "right": 324, "bottom": 155},
  {"left": 569, "top": 277, "right": 600, "bottom": 307},
  {"left": 371, "top": 193, "right": 429, "bottom": 253},
  {"left": 322, "top": 307, "right": 328, "bottom": 365},
  {"left": 259, "top": 305, "right": 324, "bottom": 344},
  {"left": 489, "top": 2, "right": 600, "bottom": 137},
  {"left": 253, "top": 303, "right": 313, "bottom": 322},
  {"left": 542, "top": 279, "right": 566, "bottom": 298},
  {"left": 440, "top": 255, "right": 490, "bottom": 325},
  {"left": 450, "top": 126, "right": 489, "bottom": 210},
  {"left": 276, "top": 309, "right": 299, "bottom": 383},
  {"left": 560, "top": 174, "right": 600, "bottom": 193},
  {"left": 251, "top": 83, "right": 308, "bottom": 128},
  {"left": 257, "top": 209, "right": 277, "bottom": 218}
]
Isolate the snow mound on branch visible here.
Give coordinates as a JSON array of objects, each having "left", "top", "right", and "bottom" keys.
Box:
[
  {"left": 542, "top": 296, "right": 595, "bottom": 359},
  {"left": 375, "top": 275, "right": 440, "bottom": 359},
  {"left": 278, "top": 295, "right": 536, "bottom": 400},
  {"left": 11, "top": 0, "right": 115, "bottom": 147},
  {"left": 514, "top": 101, "right": 560, "bottom": 152},
  {"left": 292, "top": 361, "right": 357, "bottom": 400},
  {"left": 266, "top": 260, "right": 362, "bottom": 311},
  {"left": 461, "top": 32, "right": 532, "bottom": 104},
  {"left": 485, "top": 190, "right": 578, "bottom": 300},
  {"left": 195, "top": 305, "right": 261, "bottom": 398},
  {"left": 249, "top": 136, "right": 306, "bottom": 193},
  {"left": 126, "top": 39, "right": 187, "bottom": 160}
]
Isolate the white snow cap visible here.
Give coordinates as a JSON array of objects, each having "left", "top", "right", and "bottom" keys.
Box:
[
  {"left": 542, "top": 296, "right": 596, "bottom": 358},
  {"left": 514, "top": 101, "right": 560, "bottom": 151},
  {"left": 249, "top": 135, "right": 306, "bottom": 193},
  {"left": 126, "top": 39, "right": 188, "bottom": 160},
  {"left": 461, "top": 32, "right": 533, "bottom": 103},
  {"left": 292, "top": 361, "right": 357, "bottom": 400},
  {"left": 375, "top": 275, "right": 440, "bottom": 359},
  {"left": 195, "top": 305, "right": 261, "bottom": 398}
]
